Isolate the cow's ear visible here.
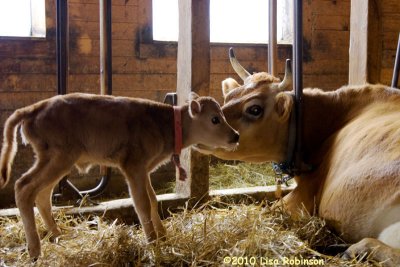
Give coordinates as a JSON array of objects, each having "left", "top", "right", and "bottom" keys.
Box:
[
  {"left": 189, "top": 99, "right": 202, "bottom": 118},
  {"left": 273, "top": 92, "right": 293, "bottom": 122},
  {"left": 222, "top": 78, "right": 240, "bottom": 97}
]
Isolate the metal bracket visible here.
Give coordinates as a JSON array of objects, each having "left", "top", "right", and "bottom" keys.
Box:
[
  {"left": 392, "top": 33, "right": 400, "bottom": 88},
  {"left": 164, "top": 92, "right": 177, "bottom": 106},
  {"left": 53, "top": 168, "right": 111, "bottom": 206}
]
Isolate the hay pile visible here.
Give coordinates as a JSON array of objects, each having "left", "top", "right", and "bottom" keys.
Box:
[{"left": 0, "top": 200, "right": 374, "bottom": 266}]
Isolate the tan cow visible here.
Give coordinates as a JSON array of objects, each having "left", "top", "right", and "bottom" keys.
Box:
[
  {"left": 0, "top": 92, "right": 239, "bottom": 259},
  {"left": 198, "top": 50, "right": 400, "bottom": 266}
]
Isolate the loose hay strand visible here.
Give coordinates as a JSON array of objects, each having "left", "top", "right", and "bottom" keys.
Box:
[{"left": 0, "top": 200, "right": 374, "bottom": 266}]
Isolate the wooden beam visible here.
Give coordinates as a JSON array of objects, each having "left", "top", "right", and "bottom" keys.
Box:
[
  {"left": 176, "top": 0, "right": 210, "bottom": 199},
  {"left": 0, "top": 185, "right": 296, "bottom": 223},
  {"left": 348, "top": 0, "right": 380, "bottom": 85}
]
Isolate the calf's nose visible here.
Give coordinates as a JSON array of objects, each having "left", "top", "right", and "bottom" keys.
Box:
[{"left": 230, "top": 132, "right": 240, "bottom": 143}]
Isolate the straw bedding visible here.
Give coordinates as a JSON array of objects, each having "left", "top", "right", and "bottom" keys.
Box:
[
  {"left": 1, "top": 199, "right": 375, "bottom": 266},
  {"left": 156, "top": 162, "right": 282, "bottom": 195},
  {"left": 0, "top": 163, "right": 376, "bottom": 266}
]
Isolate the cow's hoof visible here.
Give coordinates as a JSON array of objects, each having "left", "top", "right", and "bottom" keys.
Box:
[{"left": 342, "top": 238, "right": 373, "bottom": 261}]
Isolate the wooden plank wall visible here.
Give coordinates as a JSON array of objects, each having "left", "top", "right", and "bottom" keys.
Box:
[{"left": 0, "top": 0, "right": 354, "bottom": 207}]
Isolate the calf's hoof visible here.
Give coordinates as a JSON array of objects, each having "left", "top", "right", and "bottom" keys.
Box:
[
  {"left": 28, "top": 246, "right": 41, "bottom": 261},
  {"left": 146, "top": 231, "right": 158, "bottom": 243}
]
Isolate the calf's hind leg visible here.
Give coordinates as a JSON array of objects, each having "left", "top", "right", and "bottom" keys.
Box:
[
  {"left": 15, "top": 153, "right": 73, "bottom": 259},
  {"left": 35, "top": 182, "right": 63, "bottom": 238}
]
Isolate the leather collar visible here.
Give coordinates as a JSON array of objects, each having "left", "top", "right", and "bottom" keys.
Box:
[{"left": 173, "top": 106, "right": 183, "bottom": 154}]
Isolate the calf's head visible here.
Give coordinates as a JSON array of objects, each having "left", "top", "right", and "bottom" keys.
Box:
[
  {"left": 198, "top": 49, "right": 294, "bottom": 162},
  {"left": 187, "top": 93, "right": 239, "bottom": 151}
]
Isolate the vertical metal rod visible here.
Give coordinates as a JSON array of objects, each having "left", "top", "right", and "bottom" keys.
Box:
[
  {"left": 56, "top": 0, "right": 68, "bottom": 95},
  {"left": 98, "top": 0, "right": 112, "bottom": 187},
  {"left": 100, "top": 0, "right": 112, "bottom": 95},
  {"left": 106, "top": 0, "right": 112, "bottom": 94},
  {"left": 392, "top": 33, "right": 400, "bottom": 88},
  {"left": 55, "top": 0, "right": 70, "bottom": 201},
  {"left": 293, "top": 0, "right": 303, "bottom": 169},
  {"left": 268, "top": 0, "right": 277, "bottom": 76}
]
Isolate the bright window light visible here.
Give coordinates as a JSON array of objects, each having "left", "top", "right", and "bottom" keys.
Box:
[
  {"left": 153, "top": 0, "right": 292, "bottom": 44},
  {"left": 0, "top": 0, "right": 46, "bottom": 37}
]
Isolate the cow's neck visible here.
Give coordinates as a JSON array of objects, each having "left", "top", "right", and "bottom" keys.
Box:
[{"left": 301, "top": 88, "right": 374, "bottom": 164}]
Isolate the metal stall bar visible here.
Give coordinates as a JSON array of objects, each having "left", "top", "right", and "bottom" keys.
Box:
[
  {"left": 56, "top": 0, "right": 68, "bottom": 95},
  {"left": 54, "top": 0, "right": 78, "bottom": 202},
  {"left": 100, "top": 0, "right": 112, "bottom": 95},
  {"left": 268, "top": 0, "right": 277, "bottom": 76},
  {"left": 392, "top": 33, "right": 400, "bottom": 88},
  {"left": 293, "top": 0, "right": 304, "bottom": 171},
  {"left": 85, "top": 0, "right": 113, "bottom": 197},
  {"left": 54, "top": 0, "right": 112, "bottom": 203}
]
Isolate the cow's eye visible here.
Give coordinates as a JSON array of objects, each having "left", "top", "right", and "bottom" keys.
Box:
[
  {"left": 211, "top": 116, "right": 220, "bottom": 124},
  {"left": 246, "top": 105, "right": 263, "bottom": 117}
]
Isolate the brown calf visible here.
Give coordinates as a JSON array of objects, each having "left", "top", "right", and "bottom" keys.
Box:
[{"left": 0, "top": 92, "right": 239, "bottom": 259}]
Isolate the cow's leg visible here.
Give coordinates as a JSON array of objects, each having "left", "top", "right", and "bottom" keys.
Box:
[
  {"left": 272, "top": 186, "right": 316, "bottom": 218},
  {"left": 122, "top": 165, "right": 157, "bottom": 242},
  {"left": 343, "top": 222, "right": 400, "bottom": 267},
  {"left": 35, "top": 182, "right": 62, "bottom": 238},
  {"left": 146, "top": 182, "right": 166, "bottom": 239},
  {"left": 15, "top": 153, "right": 73, "bottom": 259}
]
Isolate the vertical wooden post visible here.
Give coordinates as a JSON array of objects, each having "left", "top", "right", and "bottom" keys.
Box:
[
  {"left": 348, "top": 0, "right": 368, "bottom": 85},
  {"left": 176, "top": 0, "right": 210, "bottom": 199},
  {"left": 348, "top": 0, "right": 380, "bottom": 85},
  {"left": 268, "top": 0, "right": 277, "bottom": 76}
]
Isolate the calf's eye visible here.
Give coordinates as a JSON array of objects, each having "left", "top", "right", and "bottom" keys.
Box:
[{"left": 211, "top": 116, "right": 220, "bottom": 124}]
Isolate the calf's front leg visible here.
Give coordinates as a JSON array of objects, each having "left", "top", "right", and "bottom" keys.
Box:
[
  {"left": 146, "top": 182, "right": 166, "bottom": 239},
  {"left": 123, "top": 166, "right": 157, "bottom": 242}
]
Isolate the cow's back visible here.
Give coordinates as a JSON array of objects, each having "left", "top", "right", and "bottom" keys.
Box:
[{"left": 318, "top": 101, "right": 400, "bottom": 241}]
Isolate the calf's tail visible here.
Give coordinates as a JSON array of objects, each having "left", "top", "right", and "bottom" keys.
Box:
[{"left": 0, "top": 108, "right": 32, "bottom": 189}]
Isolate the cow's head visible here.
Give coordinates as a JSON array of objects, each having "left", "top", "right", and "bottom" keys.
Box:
[{"left": 197, "top": 48, "right": 294, "bottom": 162}]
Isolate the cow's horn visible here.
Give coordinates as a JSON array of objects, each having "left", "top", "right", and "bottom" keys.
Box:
[
  {"left": 278, "top": 59, "right": 293, "bottom": 90},
  {"left": 229, "top": 47, "right": 251, "bottom": 81}
]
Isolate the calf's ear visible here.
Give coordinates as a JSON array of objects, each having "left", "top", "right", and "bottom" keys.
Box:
[
  {"left": 189, "top": 100, "right": 202, "bottom": 118},
  {"left": 222, "top": 78, "right": 240, "bottom": 97},
  {"left": 273, "top": 93, "right": 293, "bottom": 122},
  {"left": 189, "top": 92, "right": 200, "bottom": 101}
]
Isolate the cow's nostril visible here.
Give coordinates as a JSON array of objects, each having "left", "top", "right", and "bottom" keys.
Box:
[{"left": 231, "top": 132, "right": 240, "bottom": 143}]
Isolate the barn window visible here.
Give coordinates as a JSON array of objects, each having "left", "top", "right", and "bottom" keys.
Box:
[
  {"left": 152, "top": 0, "right": 292, "bottom": 44},
  {"left": 0, "top": 0, "right": 46, "bottom": 38}
]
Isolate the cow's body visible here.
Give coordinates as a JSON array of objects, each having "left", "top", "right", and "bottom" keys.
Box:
[
  {"left": 200, "top": 50, "right": 400, "bottom": 266},
  {"left": 288, "top": 86, "right": 400, "bottom": 241},
  {"left": 0, "top": 92, "right": 239, "bottom": 259}
]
